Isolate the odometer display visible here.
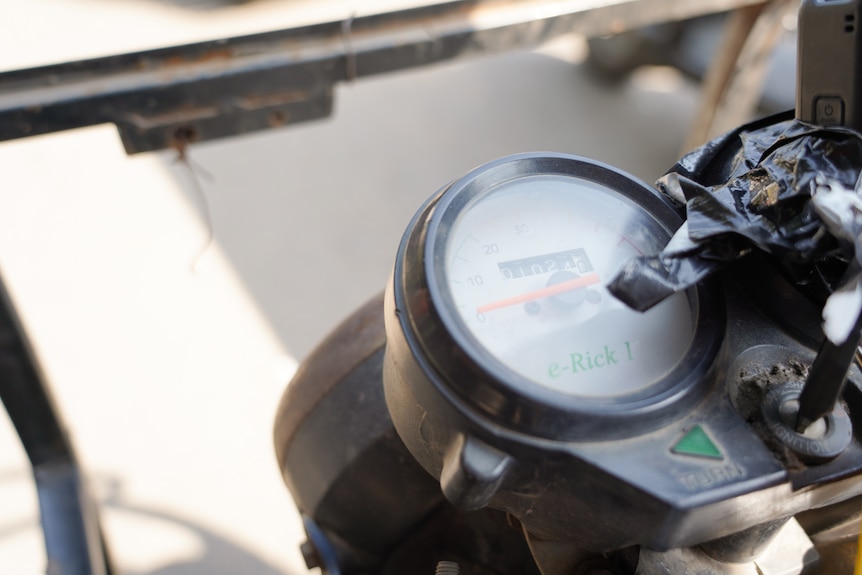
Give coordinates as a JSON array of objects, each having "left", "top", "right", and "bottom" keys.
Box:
[{"left": 497, "top": 248, "right": 593, "bottom": 280}]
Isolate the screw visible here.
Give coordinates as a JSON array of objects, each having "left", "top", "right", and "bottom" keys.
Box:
[
  {"left": 573, "top": 557, "right": 616, "bottom": 575},
  {"left": 300, "top": 540, "right": 321, "bottom": 569},
  {"left": 435, "top": 561, "right": 460, "bottom": 575}
]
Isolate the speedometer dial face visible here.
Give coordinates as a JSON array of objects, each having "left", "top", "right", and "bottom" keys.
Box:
[{"left": 442, "top": 174, "right": 695, "bottom": 398}]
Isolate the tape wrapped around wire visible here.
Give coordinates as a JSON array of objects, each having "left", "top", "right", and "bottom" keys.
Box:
[{"left": 609, "top": 112, "right": 862, "bottom": 345}]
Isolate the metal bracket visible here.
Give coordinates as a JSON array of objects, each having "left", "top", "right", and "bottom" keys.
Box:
[{"left": 0, "top": 0, "right": 766, "bottom": 154}]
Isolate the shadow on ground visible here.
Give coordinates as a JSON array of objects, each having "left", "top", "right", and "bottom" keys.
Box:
[{"left": 0, "top": 471, "right": 295, "bottom": 575}]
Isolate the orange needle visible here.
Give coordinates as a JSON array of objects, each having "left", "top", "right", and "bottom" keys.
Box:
[{"left": 476, "top": 273, "right": 601, "bottom": 314}]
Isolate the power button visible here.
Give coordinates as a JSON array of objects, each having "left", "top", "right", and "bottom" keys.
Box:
[{"left": 815, "top": 96, "right": 844, "bottom": 126}]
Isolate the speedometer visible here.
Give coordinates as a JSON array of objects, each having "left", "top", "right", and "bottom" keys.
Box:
[
  {"left": 443, "top": 173, "right": 694, "bottom": 398},
  {"left": 385, "top": 153, "right": 723, "bottom": 440}
]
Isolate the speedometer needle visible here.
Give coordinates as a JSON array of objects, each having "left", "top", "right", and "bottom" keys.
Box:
[{"left": 476, "top": 273, "right": 601, "bottom": 314}]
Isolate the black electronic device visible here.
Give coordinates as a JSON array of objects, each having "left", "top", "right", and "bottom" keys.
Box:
[{"left": 796, "top": 0, "right": 862, "bottom": 130}]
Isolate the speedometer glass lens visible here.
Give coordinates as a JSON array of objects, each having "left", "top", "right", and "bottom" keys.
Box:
[{"left": 443, "top": 174, "right": 695, "bottom": 398}]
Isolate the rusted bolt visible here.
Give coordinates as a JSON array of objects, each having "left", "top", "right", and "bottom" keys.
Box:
[
  {"left": 173, "top": 126, "right": 198, "bottom": 145},
  {"left": 269, "top": 110, "right": 288, "bottom": 127}
]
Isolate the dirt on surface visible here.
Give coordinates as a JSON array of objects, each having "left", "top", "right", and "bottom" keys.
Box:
[{"left": 733, "top": 360, "right": 809, "bottom": 470}]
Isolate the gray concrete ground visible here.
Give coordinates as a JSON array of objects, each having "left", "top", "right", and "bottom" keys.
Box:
[{"left": 0, "top": 1, "right": 728, "bottom": 573}]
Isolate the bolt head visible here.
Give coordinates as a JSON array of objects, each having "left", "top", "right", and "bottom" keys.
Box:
[{"left": 300, "top": 540, "right": 321, "bottom": 569}]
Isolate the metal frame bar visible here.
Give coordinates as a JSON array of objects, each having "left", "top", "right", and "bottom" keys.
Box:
[
  {"left": 0, "top": 276, "right": 111, "bottom": 575},
  {"left": 0, "top": 0, "right": 764, "bottom": 154}
]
